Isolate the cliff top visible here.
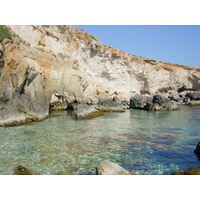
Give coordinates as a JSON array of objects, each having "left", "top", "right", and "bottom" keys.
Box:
[{"left": 5, "top": 25, "right": 200, "bottom": 73}]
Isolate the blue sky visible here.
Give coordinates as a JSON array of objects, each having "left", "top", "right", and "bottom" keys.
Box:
[{"left": 73, "top": 25, "right": 200, "bottom": 68}]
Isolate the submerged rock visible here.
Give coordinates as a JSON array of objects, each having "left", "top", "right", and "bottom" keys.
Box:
[
  {"left": 172, "top": 167, "right": 200, "bottom": 175},
  {"left": 96, "top": 160, "right": 134, "bottom": 175},
  {"left": 20, "top": 131, "right": 37, "bottom": 136},
  {"left": 13, "top": 165, "right": 37, "bottom": 175}
]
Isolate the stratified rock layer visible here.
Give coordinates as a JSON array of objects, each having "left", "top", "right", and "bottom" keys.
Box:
[{"left": 0, "top": 25, "right": 200, "bottom": 126}]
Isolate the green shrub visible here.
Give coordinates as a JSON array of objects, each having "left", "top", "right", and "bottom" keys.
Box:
[{"left": 0, "top": 25, "right": 12, "bottom": 42}]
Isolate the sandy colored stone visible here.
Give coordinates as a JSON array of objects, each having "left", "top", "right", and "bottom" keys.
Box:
[{"left": 0, "top": 25, "right": 200, "bottom": 126}]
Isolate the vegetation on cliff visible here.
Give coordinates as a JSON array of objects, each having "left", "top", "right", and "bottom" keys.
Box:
[{"left": 0, "top": 25, "right": 12, "bottom": 42}]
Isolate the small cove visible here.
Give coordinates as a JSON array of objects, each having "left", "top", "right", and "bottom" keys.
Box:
[{"left": 0, "top": 105, "right": 200, "bottom": 175}]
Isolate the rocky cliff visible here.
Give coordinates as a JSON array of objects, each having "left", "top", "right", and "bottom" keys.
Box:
[{"left": 0, "top": 25, "right": 200, "bottom": 126}]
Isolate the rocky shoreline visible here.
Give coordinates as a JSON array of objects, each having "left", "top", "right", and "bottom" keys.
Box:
[
  {"left": 1, "top": 90, "right": 200, "bottom": 126},
  {"left": 48, "top": 90, "right": 200, "bottom": 121},
  {"left": 1, "top": 25, "right": 200, "bottom": 126}
]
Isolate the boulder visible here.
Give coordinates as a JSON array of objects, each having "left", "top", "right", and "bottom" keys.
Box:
[
  {"left": 148, "top": 94, "right": 179, "bottom": 111},
  {"left": 185, "top": 91, "right": 200, "bottom": 101},
  {"left": 194, "top": 142, "right": 200, "bottom": 157},
  {"left": 97, "top": 97, "right": 126, "bottom": 112},
  {"left": 168, "top": 92, "right": 182, "bottom": 102},
  {"left": 172, "top": 167, "right": 200, "bottom": 175},
  {"left": 73, "top": 104, "right": 103, "bottom": 119},
  {"left": 130, "top": 94, "right": 153, "bottom": 109},
  {"left": 96, "top": 160, "right": 133, "bottom": 175},
  {"left": 130, "top": 94, "right": 179, "bottom": 111},
  {"left": 49, "top": 91, "right": 75, "bottom": 111}
]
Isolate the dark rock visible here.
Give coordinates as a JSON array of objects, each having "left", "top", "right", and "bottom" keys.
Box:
[
  {"left": 168, "top": 92, "right": 181, "bottom": 102},
  {"left": 130, "top": 94, "right": 153, "bottom": 109},
  {"left": 96, "top": 160, "right": 135, "bottom": 175},
  {"left": 153, "top": 94, "right": 171, "bottom": 104},
  {"left": 148, "top": 94, "right": 179, "bottom": 111},
  {"left": 130, "top": 94, "right": 179, "bottom": 111},
  {"left": 172, "top": 167, "right": 200, "bottom": 175},
  {"left": 0, "top": 46, "right": 4, "bottom": 70},
  {"left": 194, "top": 142, "right": 200, "bottom": 157},
  {"left": 97, "top": 98, "right": 126, "bottom": 112},
  {"left": 13, "top": 165, "right": 37, "bottom": 175},
  {"left": 185, "top": 91, "right": 200, "bottom": 101},
  {"left": 183, "top": 96, "right": 191, "bottom": 103},
  {"left": 121, "top": 100, "right": 130, "bottom": 109}
]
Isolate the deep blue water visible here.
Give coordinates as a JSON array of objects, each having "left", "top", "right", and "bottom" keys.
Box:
[{"left": 0, "top": 105, "right": 199, "bottom": 175}]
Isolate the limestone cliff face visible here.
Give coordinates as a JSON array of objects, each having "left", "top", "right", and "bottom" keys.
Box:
[{"left": 0, "top": 25, "right": 200, "bottom": 126}]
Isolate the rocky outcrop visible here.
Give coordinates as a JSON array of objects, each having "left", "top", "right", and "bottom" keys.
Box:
[
  {"left": 172, "top": 167, "right": 200, "bottom": 175},
  {"left": 0, "top": 25, "right": 200, "bottom": 126},
  {"left": 130, "top": 94, "right": 153, "bottom": 109},
  {"left": 149, "top": 94, "right": 179, "bottom": 111},
  {"left": 96, "top": 97, "right": 128, "bottom": 112},
  {"left": 185, "top": 91, "right": 200, "bottom": 101},
  {"left": 73, "top": 104, "right": 103, "bottom": 119},
  {"left": 96, "top": 160, "right": 133, "bottom": 175},
  {"left": 194, "top": 142, "right": 200, "bottom": 158},
  {"left": 130, "top": 94, "right": 179, "bottom": 111}
]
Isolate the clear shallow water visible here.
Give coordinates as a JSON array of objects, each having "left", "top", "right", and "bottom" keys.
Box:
[{"left": 0, "top": 105, "right": 199, "bottom": 175}]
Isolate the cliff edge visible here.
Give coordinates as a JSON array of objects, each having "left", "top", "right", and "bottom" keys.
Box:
[{"left": 0, "top": 25, "right": 200, "bottom": 126}]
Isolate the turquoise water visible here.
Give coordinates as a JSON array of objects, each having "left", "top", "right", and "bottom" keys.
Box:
[{"left": 0, "top": 105, "right": 199, "bottom": 175}]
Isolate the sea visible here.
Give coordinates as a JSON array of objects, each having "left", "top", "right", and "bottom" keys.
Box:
[{"left": 0, "top": 105, "right": 199, "bottom": 175}]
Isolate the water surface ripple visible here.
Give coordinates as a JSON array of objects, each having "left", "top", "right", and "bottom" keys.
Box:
[{"left": 0, "top": 105, "right": 199, "bottom": 175}]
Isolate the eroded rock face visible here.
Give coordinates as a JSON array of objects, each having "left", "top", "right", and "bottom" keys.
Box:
[
  {"left": 0, "top": 25, "right": 200, "bottom": 126},
  {"left": 96, "top": 160, "right": 133, "bottom": 175}
]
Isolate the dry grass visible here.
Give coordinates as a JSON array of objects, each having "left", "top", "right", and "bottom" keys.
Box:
[
  {"left": 152, "top": 61, "right": 200, "bottom": 73},
  {"left": 110, "top": 47, "right": 125, "bottom": 58},
  {"left": 140, "top": 89, "right": 151, "bottom": 95},
  {"left": 74, "top": 29, "right": 97, "bottom": 45},
  {"left": 72, "top": 26, "right": 200, "bottom": 73},
  {"left": 144, "top": 58, "right": 157, "bottom": 65}
]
